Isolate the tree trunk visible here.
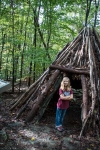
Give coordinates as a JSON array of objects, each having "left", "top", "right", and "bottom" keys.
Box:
[
  {"left": 0, "top": 31, "right": 6, "bottom": 71},
  {"left": 32, "top": 8, "right": 37, "bottom": 82},
  {"left": 11, "top": 0, "right": 15, "bottom": 93}
]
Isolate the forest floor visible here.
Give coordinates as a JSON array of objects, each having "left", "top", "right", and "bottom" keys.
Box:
[{"left": 0, "top": 83, "right": 100, "bottom": 150}]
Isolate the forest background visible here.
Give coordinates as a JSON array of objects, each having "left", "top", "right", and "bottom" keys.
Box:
[{"left": 0, "top": 0, "right": 100, "bottom": 92}]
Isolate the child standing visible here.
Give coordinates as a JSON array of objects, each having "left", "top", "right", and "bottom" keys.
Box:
[{"left": 55, "top": 77, "right": 73, "bottom": 132}]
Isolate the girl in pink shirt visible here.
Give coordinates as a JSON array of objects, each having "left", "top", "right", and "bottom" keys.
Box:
[{"left": 55, "top": 77, "right": 73, "bottom": 132}]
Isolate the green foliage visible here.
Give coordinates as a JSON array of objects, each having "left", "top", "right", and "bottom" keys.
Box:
[{"left": 0, "top": 0, "right": 100, "bottom": 82}]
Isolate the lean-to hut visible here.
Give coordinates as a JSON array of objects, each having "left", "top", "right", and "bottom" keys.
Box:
[{"left": 10, "top": 27, "right": 100, "bottom": 137}]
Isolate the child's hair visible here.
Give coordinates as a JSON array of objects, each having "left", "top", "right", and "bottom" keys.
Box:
[{"left": 60, "top": 77, "right": 71, "bottom": 91}]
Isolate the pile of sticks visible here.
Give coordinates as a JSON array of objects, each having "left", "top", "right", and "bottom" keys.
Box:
[{"left": 10, "top": 27, "right": 100, "bottom": 137}]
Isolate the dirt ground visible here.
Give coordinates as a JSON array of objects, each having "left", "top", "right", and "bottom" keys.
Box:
[{"left": 0, "top": 85, "right": 100, "bottom": 150}]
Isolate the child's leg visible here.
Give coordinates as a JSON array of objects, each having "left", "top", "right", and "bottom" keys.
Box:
[
  {"left": 60, "top": 109, "right": 67, "bottom": 126},
  {"left": 55, "top": 108, "right": 62, "bottom": 127}
]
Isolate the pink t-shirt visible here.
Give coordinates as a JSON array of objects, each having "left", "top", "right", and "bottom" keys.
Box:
[{"left": 57, "top": 88, "right": 73, "bottom": 109}]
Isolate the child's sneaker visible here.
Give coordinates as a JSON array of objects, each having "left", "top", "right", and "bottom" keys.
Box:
[{"left": 56, "top": 126, "right": 64, "bottom": 132}]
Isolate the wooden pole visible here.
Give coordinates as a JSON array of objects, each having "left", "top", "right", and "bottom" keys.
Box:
[
  {"left": 49, "top": 65, "right": 89, "bottom": 75},
  {"left": 81, "top": 75, "right": 88, "bottom": 123},
  {"left": 10, "top": 69, "right": 49, "bottom": 110},
  {"left": 88, "top": 36, "right": 96, "bottom": 114},
  {"left": 26, "top": 70, "right": 60, "bottom": 122}
]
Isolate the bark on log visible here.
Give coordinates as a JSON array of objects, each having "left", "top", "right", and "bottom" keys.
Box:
[
  {"left": 81, "top": 75, "right": 88, "bottom": 123},
  {"left": 49, "top": 65, "right": 89, "bottom": 75},
  {"left": 77, "top": 44, "right": 85, "bottom": 66},
  {"left": 35, "top": 75, "right": 62, "bottom": 122},
  {"left": 56, "top": 41, "right": 80, "bottom": 65},
  {"left": 84, "top": 36, "right": 89, "bottom": 67},
  {"left": 71, "top": 49, "right": 79, "bottom": 66},
  {"left": 56, "top": 29, "right": 83, "bottom": 63},
  {"left": 79, "top": 110, "right": 91, "bottom": 139},
  {"left": 26, "top": 70, "right": 60, "bottom": 122},
  {"left": 93, "top": 28, "right": 100, "bottom": 49},
  {"left": 88, "top": 37, "right": 96, "bottom": 114},
  {"left": 10, "top": 69, "right": 49, "bottom": 110}
]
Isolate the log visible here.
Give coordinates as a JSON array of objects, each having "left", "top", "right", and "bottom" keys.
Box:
[
  {"left": 10, "top": 68, "right": 49, "bottom": 110},
  {"left": 55, "top": 29, "right": 83, "bottom": 64},
  {"left": 56, "top": 41, "right": 80, "bottom": 65},
  {"left": 15, "top": 86, "right": 41, "bottom": 119},
  {"left": 93, "top": 28, "right": 100, "bottom": 49},
  {"left": 26, "top": 70, "right": 60, "bottom": 122},
  {"left": 81, "top": 75, "right": 88, "bottom": 123},
  {"left": 88, "top": 37, "right": 96, "bottom": 114},
  {"left": 35, "top": 75, "right": 62, "bottom": 122},
  {"left": 84, "top": 36, "right": 89, "bottom": 67},
  {"left": 71, "top": 49, "right": 79, "bottom": 66},
  {"left": 10, "top": 82, "right": 38, "bottom": 110},
  {"left": 16, "top": 72, "right": 54, "bottom": 118},
  {"left": 49, "top": 65, "right": 89, "bottom": 75},
  {"left": 54, "top": 44, "right": 69, "bottom": 61},
  {"left": 79, "top": 110, "right": 91, "bottom": 139},
  {"left": 77, "top": 44, "right": 85, "bottom": 66}
]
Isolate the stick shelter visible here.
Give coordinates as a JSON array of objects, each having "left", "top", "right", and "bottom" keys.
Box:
[{"left": 10, "top": 27, "right": 100, "bottom": 137}]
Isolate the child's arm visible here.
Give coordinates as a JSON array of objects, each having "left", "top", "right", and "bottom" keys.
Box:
[{"left": 60, "top": 93, "right": 73, "bottom": 101}]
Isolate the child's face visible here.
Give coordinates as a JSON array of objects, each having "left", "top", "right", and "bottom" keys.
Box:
[{"left": 63, "top": 80, "right": 69, "bottom": 86}]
